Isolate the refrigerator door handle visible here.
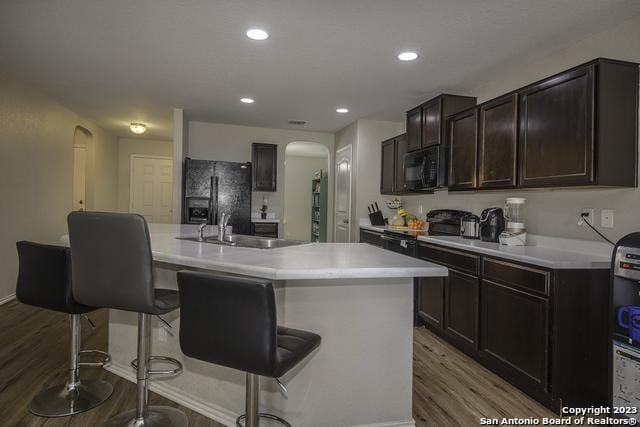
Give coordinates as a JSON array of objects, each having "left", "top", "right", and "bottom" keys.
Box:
[{"left": 211, "top": 176, "right": 219, "bottom": 225}]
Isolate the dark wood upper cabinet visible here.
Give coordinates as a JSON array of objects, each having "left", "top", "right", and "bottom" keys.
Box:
[
  {"left": 251, "top": 143, "right": 277, "bottom": 191},
  {"left": 394, "top": 134, "right": 408, "bottom": 192},
  {"left": 519, "top": 65, "right": 595, "bottom": 187},
  {"left": 406, "top": 94, "right": 477, "bottom": 153},
  {"left": 447, "top": 108, "right": 478, "bottom": 190},
  {"left": 380, "top": 138, "right": 395, "bottom": 194},
  {"left": 381, "top": 134, "right": 408, "bottom": 195},
  {"left": 422, "top": 98, "right": 442, "bottom": 147},
  {"left": 478, "top": 94, "right": 518, "bottom": 188},
  {"left": 406, "top": 107, "right": 422, "bottom": 152},
  {"left": 519, "top": 59, "right": 638, "bottom": 188}
]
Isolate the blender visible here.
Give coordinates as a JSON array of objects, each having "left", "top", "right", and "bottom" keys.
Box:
[{"left": 499, "top": 197, "right": 527, "bottom": 246}]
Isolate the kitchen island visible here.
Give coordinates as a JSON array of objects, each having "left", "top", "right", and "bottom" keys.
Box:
[{"left": 63, "top": 224, "right": 447, "bottom": 427}]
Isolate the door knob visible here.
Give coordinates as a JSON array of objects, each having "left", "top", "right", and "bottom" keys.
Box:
[{"left": 343, "top": 219, "right": 349, "bottom": 224}]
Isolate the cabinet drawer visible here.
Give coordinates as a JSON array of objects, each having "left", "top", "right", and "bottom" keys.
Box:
[
  {"left": 418, "top": 243, "right": 479, "bottom": 275},
  {"left": 253, "top": 223, "right": 278, "bottom": 237},
  {"left": 483, "top": 258, "right": 550, "bottom": 296}
]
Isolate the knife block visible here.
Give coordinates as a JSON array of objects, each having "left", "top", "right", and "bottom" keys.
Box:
[{"left": 369, "top": 211, "right": 386, "bottom": 226}]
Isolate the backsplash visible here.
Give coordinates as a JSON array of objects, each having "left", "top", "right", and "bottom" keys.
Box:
[{"left": 386, "top": 186, "right": 637, "bottom": 243}]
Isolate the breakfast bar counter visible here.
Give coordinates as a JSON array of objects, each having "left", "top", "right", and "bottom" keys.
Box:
[{"left": 62, "top": 224, "right": 447, "bottom": 427}]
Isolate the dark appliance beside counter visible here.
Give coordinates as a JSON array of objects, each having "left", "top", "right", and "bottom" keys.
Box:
[{"left": 182, "top": 158, "right": 252, "bottom": 235}]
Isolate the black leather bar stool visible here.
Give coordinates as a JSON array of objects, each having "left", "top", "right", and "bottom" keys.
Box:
[
  {"left": 15, "top": 241, "right": 113, "bottom": 417},
  {"left": 67, "top": 211, "right": 188, "bottom": 427},
  {"left": 177, "top": 271, "right": 321, "bottom": 427}
]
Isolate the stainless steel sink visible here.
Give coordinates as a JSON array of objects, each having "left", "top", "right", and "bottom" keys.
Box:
[{"left": 177, "top": 234, "right": 306, "bottom": 249}]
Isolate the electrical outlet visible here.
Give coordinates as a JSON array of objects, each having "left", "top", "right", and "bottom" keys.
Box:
[
  {"left": 580, "top": 209, "right": 594, "bottom": 225},
  {"left": 601, "top": 209, "right": 614, "bottom": 228}
]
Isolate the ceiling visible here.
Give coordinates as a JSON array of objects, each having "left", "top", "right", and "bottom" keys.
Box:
[{"left": 1, "top": 1, "right": 639, "bottom": 139}]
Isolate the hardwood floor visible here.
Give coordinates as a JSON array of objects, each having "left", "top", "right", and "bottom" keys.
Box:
[
  {"left": 0, "top": 300, "right": 223, "bottom": 427},
  {"left": 0, "top": 299, "right": 558, "bottom": 426},
  {"left": 412, "top": 326, "right": 557, "bottom": 425}
]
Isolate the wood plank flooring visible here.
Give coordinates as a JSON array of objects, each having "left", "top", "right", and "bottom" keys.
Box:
[{"left": 0, "top": 299, "right": 559, "bottom": 426}]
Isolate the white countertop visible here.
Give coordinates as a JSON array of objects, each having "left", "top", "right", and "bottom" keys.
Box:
[
  {"left": 359, "top": 224, "right": 612, "bottom": 270},
  {"left": 61, "top": 224, "right": 447, "bottom": 281},
  {"left": 251, "top": 218, "right": 280, "bottom": 223}
]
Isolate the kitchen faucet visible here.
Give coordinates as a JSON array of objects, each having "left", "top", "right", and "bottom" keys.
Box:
[
  {"left": 198, "top": 223, "right": 207, "bottom": 242},
  {"left": 218, "top": 213, "right": 231, "bottom": 242}
]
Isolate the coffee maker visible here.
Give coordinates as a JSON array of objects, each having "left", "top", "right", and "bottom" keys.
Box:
[{"left": 479, "top": 208, "right": 505, "bottom": 242}]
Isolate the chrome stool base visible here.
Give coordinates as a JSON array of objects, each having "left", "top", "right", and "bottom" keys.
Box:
[
  {"left": 102, "top": 406, "right": 189, "bottom": 427},
  {"left": 236, "top": 413, "right": 292, "bottom": 427},
  {"left": 29, "top": 380, "right": 113, "bottom": 417}
]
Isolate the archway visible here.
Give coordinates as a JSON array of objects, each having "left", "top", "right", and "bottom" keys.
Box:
[{"left": 283, "top": 142, "right": 330, "bottom": 241}]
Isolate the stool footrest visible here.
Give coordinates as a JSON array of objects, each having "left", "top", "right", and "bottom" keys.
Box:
[
  {"left": 236, "top": 413, "right": 292, "bottom": 427},
  {"left": 131, "top": 356, "right": 183, "bottom": 377},
  {"left": 78, "top": 349, "right": 111, "bottom": 367}
]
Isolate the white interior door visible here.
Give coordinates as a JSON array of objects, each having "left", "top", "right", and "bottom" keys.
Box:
[
  {"left": 334, "top": 145, "right": 352, "bottom": 243},
  {"left": 72, "top": 145, "right": 87, "bottom": 211},
  {"left": 130, "top": 156, "right": 173, "bottom": 223}
]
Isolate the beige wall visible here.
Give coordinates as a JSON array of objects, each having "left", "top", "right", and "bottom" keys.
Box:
[
  {"left": 188, "top": 121, "right": 335, "bottom": 238},
  {"left": 117, "top": 138, "right": 173, "bottom": 212},
  {"left": 0, "top": 75, "right": 118, "bottom": 300},
  {"left": 397, "top": 14, "right": 640, "bottom": 242},
  {"left": 283, "top": 155, "right": 328, "bottom": 241},
  {"left": 335, "top": 119, "right": 403, "bottom": 241}
]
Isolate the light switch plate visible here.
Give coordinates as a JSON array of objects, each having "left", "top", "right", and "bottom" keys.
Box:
[{"left": 601, "top": 209, "right": 614, "bottom": 228}]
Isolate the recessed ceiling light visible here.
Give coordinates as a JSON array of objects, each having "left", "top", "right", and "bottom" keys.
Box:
[
  {"left": 336, "top": 107, "right": 349, "bottom": 113},
  {"left": 246, "top": 28, "right": 269, "bottom": 41},
  {"left": 240, "top": 98, "right": 255, "bottom": 104},
  {"left": 129, "top": 122, "right": 147, "bottom": 135},
  {"left": 397, "top": 51, "right": 419, "bottom": 61}
]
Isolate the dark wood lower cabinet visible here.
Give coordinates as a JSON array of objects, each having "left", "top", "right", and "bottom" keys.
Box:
[
  {"left": 445, "top": 270, "right": 479, "bottom": 349},
  {"left": 417, "top": 277, "right": 444, "bottom": 329},
  {"left": 415, "top": 241, "right": 609, "bottom": 413},
  {"left": 251, "top": 222, "right": 278, "bottom": 238},
  {"left": 359, "top": 229, "right": 383, "bottom": 246},
  {"left": 480, "top": 279, "right": 549, "bottom": 398}
]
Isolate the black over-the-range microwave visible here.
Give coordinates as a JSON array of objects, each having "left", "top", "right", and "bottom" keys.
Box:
[{"left": 403, "top": 145, "right": 447, "bottom": 191}]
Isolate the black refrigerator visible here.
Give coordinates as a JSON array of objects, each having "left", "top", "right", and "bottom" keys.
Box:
[{"left": 182, "top": 158, "right": 252, "bottom": 235}]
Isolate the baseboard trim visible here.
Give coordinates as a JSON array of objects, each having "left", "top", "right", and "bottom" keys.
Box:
[
  {"left": 106, "top": 361, "right": 238, "bottom": 427},
  {"left": 106, "top": 361, "right": 416, "bottom": 427},
  {"left": 0, "top": 293, "right": 16, "bottom": 306}
]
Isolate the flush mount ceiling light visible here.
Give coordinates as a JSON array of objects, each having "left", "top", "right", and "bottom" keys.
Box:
[
  {"left": 129, "top": 122, "right": 147, "bottom": 135},
  {"left": 397, "top": 51, "right": 419, "bottom": 61},
  {"left": 240, "top": 98, "right": 255, "bottom": 104},
  {"left": 336, "top": 107, "right": 349, "bottom": 113},
  {"left": 246, "top": 28, "right": 269, "bottom": 41}
]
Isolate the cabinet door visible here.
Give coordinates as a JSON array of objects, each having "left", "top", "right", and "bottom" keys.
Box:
[
  {"left": 478, "top": 94, "right": 518, "bottom": 188},
  {"left": 359, "top": 229, "right": 382, "bottom": 247},
  {"left": 380, "top": 138, "right": 396, "bottom": 194},
  {"left": 444, "top": 269, "right": 479, "bottom": 349},
  {"left": 417, "top": 276, "right": 444, "bottom": 328},
  {"left": 252, "top": 143, "right": 278, "bottom": 191},
  {"left": 394, "top": 134, "right": 408, "bottom": 193},
  {"left": 406, "top": 107, "right": 422, "bottom": 152},
  {"left": 253, "top": 223, "right": 278, "bottom": 238},
  {"left": 422, "top": 98, "right": 441, "bottom": 148},
  {"left": 447, "top": 109, "right": 478, "bottom": 190},
  {"left": 519, "top": 65, "right": 595, "bottom": 187},
  {"left": 481, "top": 279, "right": 549, "bottom": 391}
]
